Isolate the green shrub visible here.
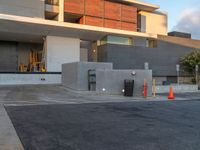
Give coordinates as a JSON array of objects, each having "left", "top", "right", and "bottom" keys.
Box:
[{"left": 180, "top": 49, "right": 200, "bottom": 74}]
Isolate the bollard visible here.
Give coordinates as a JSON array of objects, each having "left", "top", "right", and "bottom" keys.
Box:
[
  {"left": 143, "top": 79, "right": 147, "bottom": 98},
  {"left": 153, "top": 79, "right": 156, "bottom": 97}
]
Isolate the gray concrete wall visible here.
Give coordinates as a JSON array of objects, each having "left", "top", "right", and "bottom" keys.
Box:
[
  {"left": 77, "top": 62, "right": 113, "bottom": 90},
  {"left": 62, "top": 62, "right": 113, "bottom": 91},
  {"left": 98, "top": 41, "right": 194, "bottom": 76},
  {"left": 156, "top": 84, "right": 198, "bottom": 93},
  {"left": 80, "top": 48, "right": 88, "bottom": 62},
  {"left": 0, "top": 0, "right": 45, "bottom": 18},
  {"left": 96, "top": 69, "right": 152, "bottom": 96},
  {"left": 81, "top": 41, "right": 92, "bottom": 62},
  {"left": 0, "top": 41, "right": 18, "bottom": 71},
  {"left": 62, "top": 62, "right": 79, "bottom": 90},
  {"left": 0, "top": 74, "right": 61, "bottom": 85},
  {"left": 62, "top": 62, "right": 152, "bottom": 97},
  {"left": 132, "top": 37, "right": 147, "bottom": 47}
]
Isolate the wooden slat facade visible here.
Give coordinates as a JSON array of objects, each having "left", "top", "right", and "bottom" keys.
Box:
[
  {"left": 121, "top": 5, "right": 137, "bottom": 23},
  {"left": 64, "top": 0, "right": 84, "bottom": 15},
  {"left": 85, "top": 0, "right": 104, "bottom": 17},
  {"left": 121, "top": 22, "right": 137, "bottom": 31},
  {"left": 104, "top": 1, "right": 121, "bottom": 21},
  {"left": 104, "top": 19, "right": 121, "bottom": 29},
  {"left": 64, "top": 0, "right": 138, "bottom": 31},
  {"left": 79, "top": 16, "right": 103, "bottom": 27}
]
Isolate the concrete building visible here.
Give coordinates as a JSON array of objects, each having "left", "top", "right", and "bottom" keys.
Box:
[{"left": 0, "top": 0, "right": 199, "bottom": 85}]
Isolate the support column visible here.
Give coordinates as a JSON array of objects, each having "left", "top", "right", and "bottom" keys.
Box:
[
  {"left": 58, "top": 0, "right": 64, "bottom": 22},
  {"left": 46, "top": 36, "right": 80, "bottom": 72}
]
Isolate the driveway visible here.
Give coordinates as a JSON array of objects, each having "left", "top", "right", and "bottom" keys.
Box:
[
  {"left": 6, "top": 100, "right": 200, "bottom": 150},
  {"left": 1, "top": 85, "right": 200, "bottom": 150}
]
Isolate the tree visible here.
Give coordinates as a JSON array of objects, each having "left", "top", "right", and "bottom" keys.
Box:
[{"left": 180, "top": 49, "right": 200, "bottom": 74}]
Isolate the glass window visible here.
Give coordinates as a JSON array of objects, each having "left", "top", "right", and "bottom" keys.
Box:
[{"left": 100, "top": 36, "right": 133, "bottom": 45}]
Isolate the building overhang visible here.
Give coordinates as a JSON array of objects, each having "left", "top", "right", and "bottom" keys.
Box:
[
  {"left": 113, "top": 0, "right": 159, "bottom": 11},
  {"left": 0, "top": 14, "right": 157, "bottom": 43}
]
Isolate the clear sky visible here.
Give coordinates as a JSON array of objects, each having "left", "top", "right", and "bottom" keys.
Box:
[{"left": 139, "top": 0, "right": 200, "bottom": 39}]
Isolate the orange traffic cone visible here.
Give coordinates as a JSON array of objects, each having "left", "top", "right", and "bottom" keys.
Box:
[{"left": 168, "top": 85, "right": 175, "bottom": 100}]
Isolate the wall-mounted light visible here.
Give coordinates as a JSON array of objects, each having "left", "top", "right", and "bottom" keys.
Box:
[
  {"left": 131, "top": 71, "right": 136, "bottom": 76},
  {"left": 93, "top": 49, "right": 96, "bottom": 53},
  {"left": 102, "top": 88, "right": 106, "bottom": 92}
]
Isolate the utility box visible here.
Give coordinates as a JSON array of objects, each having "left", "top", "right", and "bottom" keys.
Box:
[{"left": 124, "top": 80, "right": 134, "bottom": 96}]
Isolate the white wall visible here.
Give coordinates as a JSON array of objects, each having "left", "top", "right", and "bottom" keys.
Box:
[
  {"left": 46, "top": 36, "right": 80, "bottom": 72},
  {"left": 139, "top": 11, "right": 168, "bottom": 35}
]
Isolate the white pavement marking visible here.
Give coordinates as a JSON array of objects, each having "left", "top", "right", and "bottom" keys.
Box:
[{"left": 0, "top": 105, "right": 24, "bottom": 150}]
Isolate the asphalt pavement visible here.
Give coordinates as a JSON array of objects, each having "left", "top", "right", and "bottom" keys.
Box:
[{"left": 6, "top": 100, "right": 200, "bottom": 150}]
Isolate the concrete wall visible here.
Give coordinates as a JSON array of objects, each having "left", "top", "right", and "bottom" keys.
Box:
[
  {"left": 80, "top": 48, "right": 88, "bottom": 62},
  {"left": 96, "top": 69, "right": 152, "bottom": 96},
  {"left": 80, "top": 41, "right": 92, "bottom": 61},
  {"left": 0, "top": 41, "right": 17, "bottom": 71},
  {"left": 46, "top": 36, "right": 80, "bottom": 72},
  {"left": 0, "top": 0, "right": 45, "bottom": 18},
  {"left": 132, "top": 37, "right": 147, "bottom": 47},
  {"left": 156, "top": 84, "right": 198, "bottom": 93},
  {"left": 62, "top": 62, "right": 113, "bottom": 91},
  {"left": 0, "top": 74, "right": 61, "bottom": 85},
  {"left": 62, "top": 62, "right": 152, "bottom": 97},
  {"left": 98, "top": 42, "right": 194, "bottom": 76},
  {"left": 138, "top": 11, "right": 167, "bottom": 35},
  {"left": 62, "top": 62, "right": 79, "bottom": 90}
]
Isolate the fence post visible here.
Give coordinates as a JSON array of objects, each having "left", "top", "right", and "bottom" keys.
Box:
[
  {"left": 195, "top": 65, "right": 199, "bottom": 85},
  {"left": 176, "top": 64, "right": 180, "bottom": 85},
  {"left": 153, "top": 79, "right": 156, "bottom": 97}
]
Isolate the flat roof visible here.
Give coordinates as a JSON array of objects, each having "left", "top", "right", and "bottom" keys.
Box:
[
  {"left": 0, "top": 14, "right": 157, "bottom": 43},
  {"left": 114, "top": 0, "right": 160, "bottom": 11}
]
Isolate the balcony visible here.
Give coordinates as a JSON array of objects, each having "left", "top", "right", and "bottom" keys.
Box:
[{"left": 45, "top": 0, "right": 59, "bottom": 20}]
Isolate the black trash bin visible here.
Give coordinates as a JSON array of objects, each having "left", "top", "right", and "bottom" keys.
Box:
[{"left": 124, "top": 80, "right": 134, "bottom": 97}]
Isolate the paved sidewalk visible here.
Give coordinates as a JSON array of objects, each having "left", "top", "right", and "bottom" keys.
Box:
[{"left": 0, "top": 105, "right": 24, "bottom": 150}]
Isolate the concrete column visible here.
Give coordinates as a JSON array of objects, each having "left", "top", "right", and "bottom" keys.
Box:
[
  {"left": 58, "top": 0, "right": 64, "bottom": 22},
  {"left": 46, "top": 36, "right": 80, "bottom": 72}
]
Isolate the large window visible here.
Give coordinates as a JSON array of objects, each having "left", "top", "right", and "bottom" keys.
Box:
[{"left": 100, "top": 36, "right": 133, "bottom": 45}]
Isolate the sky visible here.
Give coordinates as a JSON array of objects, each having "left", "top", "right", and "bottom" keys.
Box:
[{"left": 139, "top": 0, "right": 200, "bottom": 39}]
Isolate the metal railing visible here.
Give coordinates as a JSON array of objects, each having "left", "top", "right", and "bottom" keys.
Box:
[{"left": 45, "top": 0, "right": 59, "bottom": 6}]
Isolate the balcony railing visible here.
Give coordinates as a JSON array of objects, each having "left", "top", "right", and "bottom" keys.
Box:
[{"left": 45, "top": 0, "right": 59, "bottom": 6}]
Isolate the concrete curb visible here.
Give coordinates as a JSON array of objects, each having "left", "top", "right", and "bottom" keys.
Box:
[
  {"left": 0, "top": 105, "right": 24, "bottom": 150},
  {"left": 63, "top": 87, "right": 190, "bottom": 102}
]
